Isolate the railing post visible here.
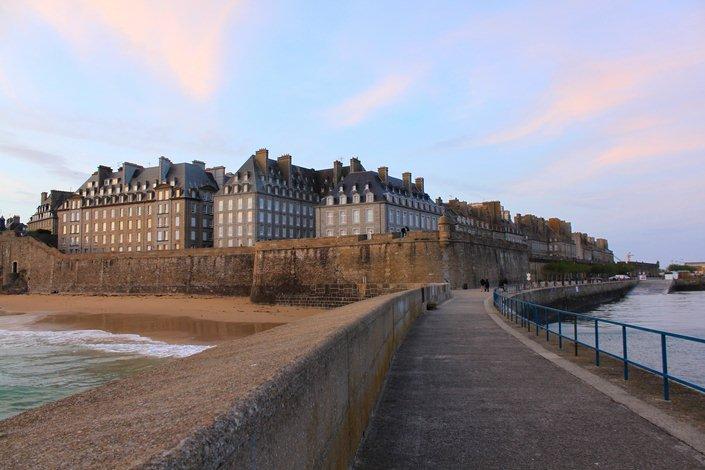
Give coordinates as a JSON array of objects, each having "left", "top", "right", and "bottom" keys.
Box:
[
  {"left": 622, "top": 325, "right": 629, "bottom": 380},
  {"left": 574, "top": 316, "right": 578, "bottom": 356},
  {"left": 661, "top": 333, "right": 670, "bottom": 401},
  {"left": 534, "top": 304, "right": 539, "bottom": 336},
  {"left": 594, "top": 319, "right": 600, "bottom": 366},
  {"left": 545, "top": 307, "right": 549, "bottom": 342},
  {"left": 558, "top": 311, "right": 562, "bottom": 349}
]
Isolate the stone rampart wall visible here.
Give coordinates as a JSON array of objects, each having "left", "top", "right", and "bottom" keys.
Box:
[
  {"left": 0, "top": 284, "right": 452, "bottom": 468},
  {"left": 1, "top": 230, "right": 528, "bottom": 305},
  {"left": 251, "top": 231, "right": 529, "bottom": 306},
  {"left": 0, "top": 232, "right": 254, "bottom": 295}
]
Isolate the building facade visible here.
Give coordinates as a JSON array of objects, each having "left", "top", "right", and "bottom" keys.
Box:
[
  {"left": 316, "top": 164, "right": 443, "bottom": 238},
  {"left": 571, "top": 232, "right": 614, "bottom": 263},
  {"left": 443, "top": 199, "right": 526, "bottom": 245},
  {"left": 547, "top": 217, "right": 577, "bottom": 259},
  {"left": 27, "top": 190, "right": 73, "bottom": 234},
  {"left": 213, "top": 149, "right": 321, "bottom": 247},
  {"left": 57, "top": 157, "right": 219, "bottom": 253}
]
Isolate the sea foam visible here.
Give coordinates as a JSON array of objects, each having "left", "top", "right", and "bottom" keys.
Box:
[{"left": 0, "top": 328, "right": 211, "bottom": 358}]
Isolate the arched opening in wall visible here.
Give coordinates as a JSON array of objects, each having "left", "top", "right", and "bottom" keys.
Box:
[{"left": 12, "top": 261, "right": 18, "bottom": 274}]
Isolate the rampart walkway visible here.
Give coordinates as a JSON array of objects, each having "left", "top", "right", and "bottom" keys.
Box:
[{"left": 354, "top": 290, "right": 705, "bottom": 469}]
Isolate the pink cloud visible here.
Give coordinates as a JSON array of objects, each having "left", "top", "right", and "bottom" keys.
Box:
[
  {"left": 25, "top": 0, "right": 241, "bottom": 100},
  {"left": 325, "top": 73, "right": 416, "bottom": 127},
  {"left": 482, "top": 49, "right": 705, "bottom": 146}
]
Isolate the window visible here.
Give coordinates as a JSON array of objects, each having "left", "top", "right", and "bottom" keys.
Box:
[
  {"left": 366, "top": 209, "right": 373, "bottom": 223},
  {"left": 218, "top": 200, "right": 224, "bottom": 211},
  {"left": 353, "top": 194, "right": 360, "bottom": 203},
  {"left": 326, "top": 229, "right": 333, "bottom": 237},
  {"left": 339, "top": 211, "right": 346, "bottom": 224},
  {"left": 352, "top": 210, "right": 360, "bottom": 223},
  {"left": 366, "top": 193, "right": 374, "bottom": 203},
  {"left": 326, "top": 212, "right": 334, "bottom": 225},
  {"left": 191, "top": 230, "right": 196, "bottom": 241}
]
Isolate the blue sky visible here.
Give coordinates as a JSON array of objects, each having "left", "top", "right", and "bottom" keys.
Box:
[{"left": 1, "top": 0, "right": 703, "bottom": 264}]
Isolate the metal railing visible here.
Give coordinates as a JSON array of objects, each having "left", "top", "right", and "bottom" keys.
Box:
[{"left": 493, "top": 289, "right": 705, "bottom": 400}]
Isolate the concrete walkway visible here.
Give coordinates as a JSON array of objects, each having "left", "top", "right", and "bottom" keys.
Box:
[{"left": 354, "top": 290, "right": 705, "bottom": 469}]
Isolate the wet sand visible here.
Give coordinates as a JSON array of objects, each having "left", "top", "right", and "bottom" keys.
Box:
[{"left": 0, "top": 294, "right": 323, "bottom": 344}]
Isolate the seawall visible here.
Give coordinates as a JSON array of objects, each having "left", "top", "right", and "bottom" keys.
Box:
[
  {"left": 671, "top": 277, "right": 705, "bottom": 292},
  {"left": 509, "top": 280, "right": 638, "bottom": 312},
  {"left": 0, "top": 284, "right": 451, "bottom": 469},
  {"left": 1, "top": 230, "right": 527, "bottom": 306}
]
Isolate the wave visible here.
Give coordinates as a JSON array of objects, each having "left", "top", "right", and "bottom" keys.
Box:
[{"left": 0, "top": 329, "right": 212, "bottom": 358}]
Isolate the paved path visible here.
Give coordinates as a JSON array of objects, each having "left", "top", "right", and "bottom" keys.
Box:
[{"left": 354, "top": 290, "right": 705, "bottom": 469}]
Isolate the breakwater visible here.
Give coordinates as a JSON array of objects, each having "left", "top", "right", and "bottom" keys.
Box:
[
  {"left": 509, "top": 280, "right": 637, "bottom": 312},
  {"left": 0, "top": 284, "right": 450, "bottom": 468}
]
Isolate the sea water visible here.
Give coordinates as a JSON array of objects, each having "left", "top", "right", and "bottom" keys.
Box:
[
  {"left": 548, "top": 283, "right": 705, "bottom": 389},
  {"left": 0, "top": 317, "right": 211, "bottom": 420}
]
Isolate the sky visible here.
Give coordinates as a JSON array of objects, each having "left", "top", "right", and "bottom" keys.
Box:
[{"left": 0, "top": 0, "right": 703, "bottom": 265}]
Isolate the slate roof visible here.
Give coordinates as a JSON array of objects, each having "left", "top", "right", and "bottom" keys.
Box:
[
  {"left": 77, "top": 158, "right": 219, "bottom": 193},
  {"left": 323, "top": 171, "right": 433, "bottom": 203}
]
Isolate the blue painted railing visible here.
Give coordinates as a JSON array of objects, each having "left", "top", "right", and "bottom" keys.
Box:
[{"left": 493, "top": 289, "right": 705, "bottom": 400}]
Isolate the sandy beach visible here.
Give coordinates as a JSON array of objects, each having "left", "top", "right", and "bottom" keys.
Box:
[{"left": 0, "top": 294, "right": 323, "bottom": 344}]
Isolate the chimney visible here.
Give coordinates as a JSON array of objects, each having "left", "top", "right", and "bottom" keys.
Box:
[
  {"left": 206, "top": 166, "right": 226, "bottom": 189},
  {"left": 97, "top": 165, "right": 113, "bottom": 187},
  {"left": 158, "top": 156, "right": 172, "bottom": 182},
  {"left": 414, "top": 177, "right": 425, "bottom": 193},
  {"left": 255, "top": 148, "right": 269, "bottom": 174},
  {"left": 350, "top": 157, "right": 362, "bottom": 173},
  {"left": 378, "top": 166, "right": 389, "bottom": 184},
  {"left": 122, "top": 162, "right": 142, "bottom": 186},
  {"left": 277, "top": 154, "right": 292, "bottom": 184},
  {"left": 41, "top": 192, "right": 48, "bottom": 203},
  {"left": 333, "top": 160, "right": 343, "bottom": 183},
  {"left": 402, "top": 172, "right": 412, "bottom": 192},
  {"left": 192, "top": 160, "right": 206, "bottom": 170}
]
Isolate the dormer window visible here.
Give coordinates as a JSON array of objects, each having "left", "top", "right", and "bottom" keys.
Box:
[
  {"left": 340, "top": 194, "right": 347, "bottom": 204},
  {"left": 327, "top": 195, "right": 334, "bottom": 206},
  {"left": 353, "top": 194, "right": 360, "bottom": 203},
  {"left": 365, "top": 192, "right": 374, "bottom": 203}
]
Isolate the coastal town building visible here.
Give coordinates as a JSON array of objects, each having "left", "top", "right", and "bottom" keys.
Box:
[
  {"left": 57, "top": 157, "right": 220, "bottom": 253},
  {"left": 443, "top": 199, "right": 526, "bottom": 244},
  {"left": 27, "top": 190, "right": 74, "bottom": 234},
  {"left": 571, "top": 232, "right": 614, "bottom": 264},
  {"left": 315, "top": 163, "right": 443, "bottom": 238},
  {"left": 547, "top": 217, "right": 577, "bottom": 259},
  {"left": 514, "top": 214, "right": 553, "bottom": 258},
  {"left": 213, "top": 149, "right": 321, "bottom": 247}
]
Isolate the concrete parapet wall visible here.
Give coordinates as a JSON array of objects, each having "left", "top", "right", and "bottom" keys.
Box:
[
  {"left": 508, "top": 280, "right": 638, "bottom": 310},
  {"left": 0, "top": 284, "right": 451, "bottom": 469}
]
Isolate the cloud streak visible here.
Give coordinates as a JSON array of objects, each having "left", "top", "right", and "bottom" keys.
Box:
[
  {"left": 24, "top": 0, "right": 241, "bottom": 100},
  {"left": 482, "top": 50, "right": 705, "bottom": 146},
  {"left": 0, "top": 142, "right": 85, "bottom": 181},
  {"left": 325, "top": 73, "right": 416, "bottom": 127}
]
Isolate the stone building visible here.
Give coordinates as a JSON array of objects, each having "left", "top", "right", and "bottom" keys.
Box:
[
  {"left": 571, "top": 232, "right": 614, "bottom": 263},
  {"left": 57, "top": 157, "right": 220, "bottom": 253},
  {"left": 27, "top": 190, "right": 74, "bottom": 234},
  {"left": 213, "top": 149, "right": 321, "bottom": 247},
  {"left": 547, "top": 217, "right": 576, "bottom": 259},
  {"left": 514, "top": 214, "right": 552, "bottom": 258},
  {"left": 316, "top": 163, "right": 443, "bottom": 238},
  {"left": 443, "top": 199, "right": 525, "bottom": 244}
]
